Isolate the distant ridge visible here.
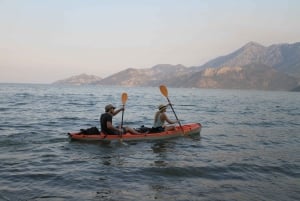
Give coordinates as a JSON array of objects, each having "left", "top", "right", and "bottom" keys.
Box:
[
  {"left": 194, "top": 41, "right": 266, "bottom": 70},
  {"left": 182, "top": 63, "right": 298, "bottom": 90},
  {"left": 53, "top": 41, "right": 300, "bottom": 91},
  {"left": 94, "top": 64, "right": 188, "bottom": 86},
  {"left": 194, "top": 41, "right": 300, "bottom": 77},
  {"left": 53, "top": 73, "right": 102, "bottom": 85}
]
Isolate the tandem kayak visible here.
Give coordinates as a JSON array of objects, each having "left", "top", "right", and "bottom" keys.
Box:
[{"left": 68, "top": 123, "right": 201, "bottom": 142}]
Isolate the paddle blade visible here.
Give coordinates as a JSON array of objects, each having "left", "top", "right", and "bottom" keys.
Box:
[
  {"left": 159, "top": 85, "right": 168, "bottom": 97},
  {"left": 121, "top": 92, "right": 128, "bottom": 105}
]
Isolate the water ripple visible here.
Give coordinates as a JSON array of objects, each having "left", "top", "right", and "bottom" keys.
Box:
[{"left": 0, "top": 84, "right": 299, "bottom": 201}]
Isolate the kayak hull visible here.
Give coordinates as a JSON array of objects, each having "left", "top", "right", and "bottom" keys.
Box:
[{"left": 68, "top": 123, "right": 201, "bottom": 142}]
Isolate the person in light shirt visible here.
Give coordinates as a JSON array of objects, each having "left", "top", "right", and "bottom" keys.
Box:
[{"left": 152, "top": 104, "right": 178, "bottom": 132}]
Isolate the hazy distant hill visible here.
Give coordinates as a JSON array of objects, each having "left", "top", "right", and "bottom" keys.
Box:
[
  {"left": 94, "top": 63, "right": 299, "bottom": 90},
  {"left": 53, "top": 41, "right": 300, "bottom": 91},
  {"left": 182, "top": 63, "right": 299, "bottom": 90},
  {"left": 95, "top": 64, "right": 189, "bottom": 86},
  {"left": 194, "top": 41, "right": 300, "bottom": 77},
  {"left": 53, "top": 74, "right": 102, "bottom": 85}
]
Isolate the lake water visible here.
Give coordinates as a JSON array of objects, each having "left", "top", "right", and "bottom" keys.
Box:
[{"left": 0, "top": 83, "right": 299, "bottom": 201}]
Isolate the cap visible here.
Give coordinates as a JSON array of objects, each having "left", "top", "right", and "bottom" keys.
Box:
[{"left": 105, "top": 104, "right": 116, "bottom": 112}]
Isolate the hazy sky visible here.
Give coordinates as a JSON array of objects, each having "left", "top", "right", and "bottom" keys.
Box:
[{"left": 1, "top": 0, "right": 299, "bottom": 83}]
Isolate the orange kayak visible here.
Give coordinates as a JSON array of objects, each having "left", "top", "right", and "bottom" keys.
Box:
[{"left": 68, "top": 123, "right": 201, "bottom": 142}]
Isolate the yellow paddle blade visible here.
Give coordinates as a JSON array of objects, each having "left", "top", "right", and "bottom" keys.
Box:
[
  {"left": 121, "top": 92, "right": 128, "bottom": 105},
  {"left": 159, "top": 85, "right": 168, "bottom": 97}
]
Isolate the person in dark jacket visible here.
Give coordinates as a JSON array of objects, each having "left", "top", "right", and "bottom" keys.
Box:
[{"left": 100, "top": 104, "right": 140, "bottom": 135}]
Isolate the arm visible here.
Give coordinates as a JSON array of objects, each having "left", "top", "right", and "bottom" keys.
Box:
[
  {"left": 161, "top": 113, "right": 178, "bottom": 124},
  {"left": 112, "top": 107, "right": 124, "bottom": 116}
]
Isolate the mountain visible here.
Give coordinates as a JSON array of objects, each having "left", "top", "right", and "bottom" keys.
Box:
[
  {"left": 194, "top": 41, "right": 300, "bottom": 77},
  {"left": 183, "top": 63, "right": 299, "bottom": 90},
  {"left": 53, "top": 73, "right": 102, "bottom": 85},
  {"left": 94, "top": 62, "right": 298, "bottom": 90},
  {"left": 53, "top": 41, "right": 300, "bottom": 91},
  {"left": 193, "top": 42, "right": 265, "bottom": 70},
  {"left": 95, "top": 64, "right": 189, "bottom": 86}
]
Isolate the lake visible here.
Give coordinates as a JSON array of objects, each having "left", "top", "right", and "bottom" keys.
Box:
[{"left": 0, "top": 83, "right": 299, "bottom": 201}]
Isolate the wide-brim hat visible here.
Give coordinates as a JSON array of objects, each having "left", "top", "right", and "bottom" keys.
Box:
[
  {"left": 105, "top": 104, "right": 116, "bottom": 112},
  {"left": 158, "top": 104, "right": 167, "bottom": 111}
]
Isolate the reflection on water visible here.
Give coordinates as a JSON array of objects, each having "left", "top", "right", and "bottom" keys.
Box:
[
  {"left": 151, "top": 142, "right": 170, "bottom": 153},
  {"left": 151, "top": 142, "right": 172, "bottom": 167}
]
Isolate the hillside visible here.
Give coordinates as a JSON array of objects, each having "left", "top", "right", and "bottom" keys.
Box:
[
  {"left": 95, "top": 64, "right": 189, "bottom": 86},
  {"left": 183, "top": 63, "right": 299, "bottom": 90},
  {"left": 53, "top": 41, "right": 300, "bottom": 91},
  {"left": 53, "top": 74, "right": 102, "bottom": 85},
  {"left": 195, "top": 41, "right": 300, "bottom": 77}
]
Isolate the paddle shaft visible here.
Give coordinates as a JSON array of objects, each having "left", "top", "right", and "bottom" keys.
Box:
[
  {"left": 166, "top": 97, "right": 184, "bottom": 134},
  {"left": 120, "top": 93, "right": 128, "bottom": 141},
  {"left": 159, "top": 85, "right": 184, "bottom": 134},
  {"left": 121, "top": 105, "right": 124, "bottom": 128},
  {"left": 118, "top": 105, "right": 124, "bottom": 141}
]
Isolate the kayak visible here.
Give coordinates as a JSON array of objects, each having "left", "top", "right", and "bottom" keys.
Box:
[{"left": 68, "top": 123, "right": 201, "bottom": 142}]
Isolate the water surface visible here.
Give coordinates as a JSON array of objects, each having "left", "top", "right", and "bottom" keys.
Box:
[{"left": 0, "top": 84, "right": 299, "bottom": 201}]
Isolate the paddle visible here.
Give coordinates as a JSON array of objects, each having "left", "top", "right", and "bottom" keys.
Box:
[
  {"left": 159, "top": 85, "right": 184, "bottom": 134},
  {"left": 120, "top": 92, "right": 128, "bottom": 142}
]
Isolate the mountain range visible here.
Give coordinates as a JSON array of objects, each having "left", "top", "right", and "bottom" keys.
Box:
[{"left": 53, "top": 41, "right": 300, "bottom": 91}]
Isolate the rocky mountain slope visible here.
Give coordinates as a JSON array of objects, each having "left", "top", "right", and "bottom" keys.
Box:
[
  {"left": 182, "top": 63, "right": 298, "bottom": 90},
  {"left": 94, "top": 64, "right": 189, "bottom": 86},
  {"left": 53, "top": 42, "right": 300, "bottom": 91},
  {"left": 194, "top": 41, "right": 300, "bottom": 77},
  {"left": 53, "top": 74, "right": 102, "bottom": 85}
]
